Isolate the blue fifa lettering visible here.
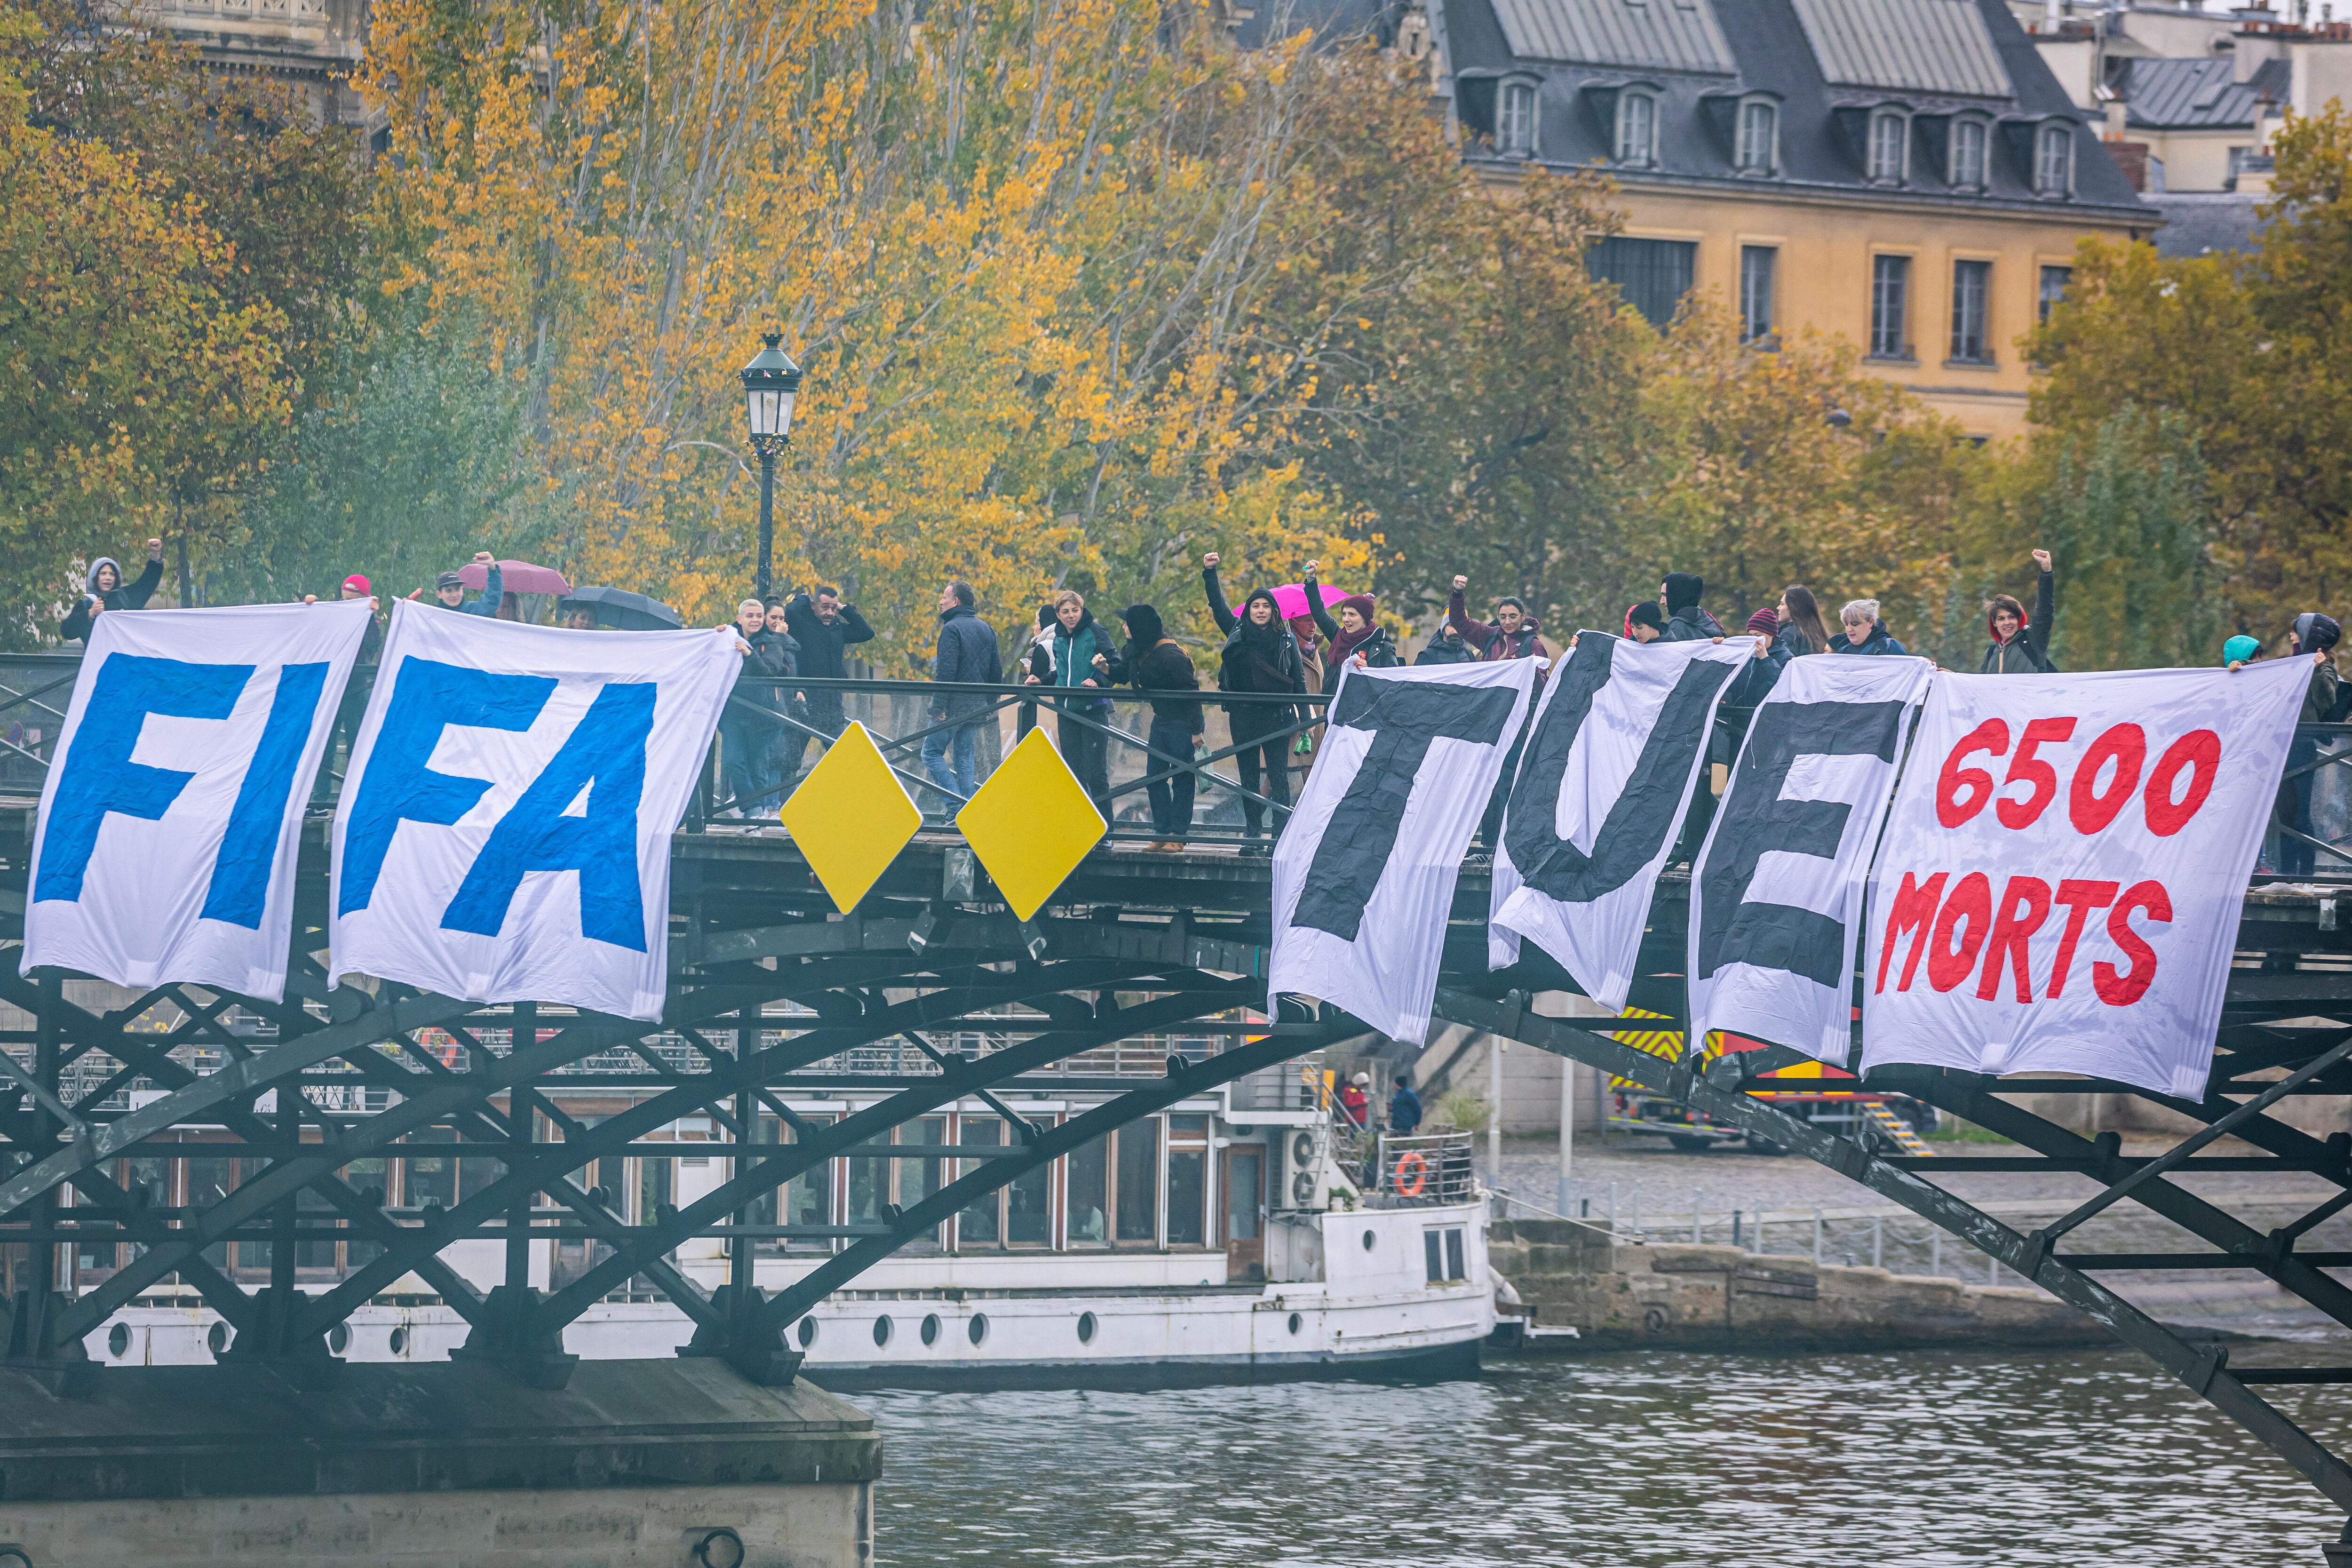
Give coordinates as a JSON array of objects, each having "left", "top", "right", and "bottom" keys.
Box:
[
  {"left": 35, "top": 655, "right": 253, "bottom": 902},
  {"left": 338, "top": 658, "right": 555, "bottom": 915},
  {"left": 199, "top": 661, "right": 330, "bottom": 928},
  {"left": 441, "top": 682, "right": 655, "bottom": 951}
]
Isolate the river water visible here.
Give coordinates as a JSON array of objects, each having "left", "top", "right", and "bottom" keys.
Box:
[{"left": 870, "top": 1348, "right": 2347, "bottom": 1566}]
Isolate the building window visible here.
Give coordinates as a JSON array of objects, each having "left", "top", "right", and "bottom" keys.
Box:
[
  {"left": 1739, "top": 245, "right": 1775, "bottom": 343},
  {"left": 1868, "top": 110, "right": 1908, "bottom": 183},
  {"left": 1615, "top": 91, "right": 1656, "bottom": 167},
  {"left": 1736, "top": 99, "right": 1776, "bottom": 174},
  {"left": 1589, "top": 236, "right": 1695, "bottom": 328},
  {"left": 2038, "top": 263, "right": 2073, "bottom": 324},
  {"left": 2036, "top": 123, "right": 2074, "bottom": 196},
  {"left": 1869, "top": 254, "right": 1910, "bottom": 359},
  {"left": 1949, "top": 259, "right": 1991, "bottom": 363},
  {"left": 1949, "top": 119, "right": 1987, "bottom": 190},
  {"left": 1499, "top": 81, "right": 1536, "bottom": 158}
]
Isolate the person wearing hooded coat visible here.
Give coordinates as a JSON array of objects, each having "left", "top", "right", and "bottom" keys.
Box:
[
  {"left": 2278, "top": 612, "right": 2343, "bottom": 876},
  {"left": 1203, "top": 553, "right": 1306, "bottom": 848},
  {"left": 1301, "top": 565, "right": 1398, "bottom": 691},
  {"left": 1982, "top": 550, "right": 2058, "bottom": 674},
  {"left": 1660, "top": 573, "right": 1725, "bottom": 642},
  {"left": 60, "top": 538, "right": 165, "bottom": 642},
  {"left": 1026, "top": 589, "right": 1120, "bottom": 812},
  {"left": 1117, "top": 604, "right": 1203, "bottom": 848}
]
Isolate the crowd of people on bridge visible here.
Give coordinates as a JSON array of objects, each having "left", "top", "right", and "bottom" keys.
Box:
[{"left": 51, "top": 532, "right": 2350, "bottom": 866}]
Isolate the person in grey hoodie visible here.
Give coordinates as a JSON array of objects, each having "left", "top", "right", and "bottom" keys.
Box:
[{"left": 60, "top": 537, "right": 165, "bottom": 641}]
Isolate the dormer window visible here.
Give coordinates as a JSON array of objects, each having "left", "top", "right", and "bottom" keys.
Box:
[
  {"left": 1868, "top": 109, "right": 1909, "bottom": 184},
  {"left": 1499, "top": 81, "right": 1537, "bottom": 159},
  {"left": 1616, "top": 90, "right": 1657, "bottom": 167},
  {"left": 1736, "top": 99, "right": 1777, "bottom": 175},
  {"left": 2036, "top": 122, "right": 2074, "bottom": 196},
  {"left": 1949, "top": 118, "right": 1987, "bottom": 191}
]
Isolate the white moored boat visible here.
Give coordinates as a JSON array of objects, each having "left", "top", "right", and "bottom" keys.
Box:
[{"left": 75, "top": 1043, "right": 1496, "bottom": 1389}]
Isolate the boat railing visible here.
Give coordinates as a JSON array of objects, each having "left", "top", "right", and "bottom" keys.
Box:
[{"left": 1369, "top": 1131, "right": 1478, "bottom": 1208}]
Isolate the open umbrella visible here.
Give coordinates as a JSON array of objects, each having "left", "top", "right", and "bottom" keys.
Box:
[
  {"left": 457, "top": 558, "right": 572, "bottom": 596},
  {"left": 562, "top": 585, "right": 682, "bottom": 630},
  {"left": 1269, "top": 582, "right": 1361, "bottom": 621}
]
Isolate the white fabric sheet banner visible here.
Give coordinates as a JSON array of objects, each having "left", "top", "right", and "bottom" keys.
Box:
[
  {"left": 1687, "top": 653, "right": 1933, "bottom": 1065},
  {"left": 1489, "top": 633, "right": 1752, "bottom": 1010},
  {"left": 329, "top": 601, "right": 738, "bottom": 1021},
  {"left": 1270, "top": 660, "right": 1537, "bottom": 1043},
  {"left": 22, "top": 599, "right": 374, "bottom": 1001},
  {"left": 1860, "top": 660, "right": 2309, "bottom": 1099}
]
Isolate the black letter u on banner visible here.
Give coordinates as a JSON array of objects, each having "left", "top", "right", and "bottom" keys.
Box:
[
  {"left": 1504, "top": 636, "right": 1737, "bottom": 902},
  {"left": 1292, "top": 677, "right": 1519, "bottom": 943}
]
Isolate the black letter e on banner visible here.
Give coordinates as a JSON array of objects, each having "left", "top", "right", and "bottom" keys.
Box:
[
  {"left": 1293, "top": 678, "right": 1518, "bottom": 942},
  {"left": 1696, "top": 700, "right": 1906, "bottom": 985}
]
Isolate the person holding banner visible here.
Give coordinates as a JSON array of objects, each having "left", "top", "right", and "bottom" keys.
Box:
[
  {"left": 1446, "top": 575, "right": 1551, "bottom": 665},
  {"left": 59, "top": 537, "right": 165, "bottom": 642},
  {"left": 1830, "top": 599, "right": 1907, "bottom": 656},
  {"left": 1981, "top": 549, "right": 2058, "bottom": 674},
  {"left": 2277, "top": 612, "right": 2343, "bottom": 876},
  {"left": 1302, "top": 565, "right": 1397, "bottom": 690}
]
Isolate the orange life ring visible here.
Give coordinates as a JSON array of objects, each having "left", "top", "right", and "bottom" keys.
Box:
[{"left": 1393, "top": 1149, "right": 1428, "bottom": 1198}]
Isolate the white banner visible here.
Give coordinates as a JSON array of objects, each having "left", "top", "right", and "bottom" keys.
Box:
[
  {"left": 1688, "top": 653, "right": 1933, "bottom": 1065},
  {"left": 1861, "top": 660, "right": 2309, "bottom": 1098},
  {"left": 23, "top": 600, "right": 374, "bottom": 1001},
  {"left": 329, "top": 601, "right": 738, "bottom": 1021},
  {"left": 1271, "top": 660, "right": 1537, "bottom": 1043},
  {"left": 1490, "top": 633, "right": 1751, "bottom": 1010}
]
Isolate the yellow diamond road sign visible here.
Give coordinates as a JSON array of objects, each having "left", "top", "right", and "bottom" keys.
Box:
[
  {"left": 956, "top": 726, "right": 1106, "bottom": 922},
  {"left": 776, "top": 721, "right": 921, "bottom": 914}
]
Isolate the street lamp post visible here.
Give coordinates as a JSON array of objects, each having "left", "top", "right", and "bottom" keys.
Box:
[{"left": 740, "top": 331, "right": 803, "bottom": 603}]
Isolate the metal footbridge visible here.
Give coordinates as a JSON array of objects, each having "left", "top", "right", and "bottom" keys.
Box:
[{"left": 7, "top": 653, "right": 2352, "bottom": 1554}]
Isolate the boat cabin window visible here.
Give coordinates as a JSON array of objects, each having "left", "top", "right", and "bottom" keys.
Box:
[
  {"left": 1115, "top": 1118, "right": 1160, "bottom": 1244},
  {"left": 1424, "top": 1226, "right": 1467, "bottom": 1284},
  {"left": 957, "top": 1117, "right": 1004, "bottom": 1245},
  {"left": 1067, "top": 1135, "right": 1111, "bottom": 1246},
  {"left": 1165, "top": 1115, "right": 1210, "bottom": 1249},
  {"left": 749, "top": 1112, "right": 832, "bottom": 1254},
  {"left": 954, "top": 1113, "right": 1057, "bottom": 1250}
]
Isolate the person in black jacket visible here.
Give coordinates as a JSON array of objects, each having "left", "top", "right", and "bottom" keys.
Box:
[
  {"left": 60, "top": 537, "right": 165, "bottom": 641},
  {"left": 1660, "top": 573, "right": 1725, "bottom": 642},
  {"left": 779, "top": 586, "right": 875, "bottom": 787},
  {"left": 1983, "top": 549, "right": 2057, "bottom": 673},
  {"left": 1301, "top": 562, "right": 1397, "bottom": 690},
  {"left": 1119, "top": 603, "right": 1202, "bottom": 849},
  {"left": 720, "top": 597, "right": 790, "bottom": 818},
  {"left": 1416, "top": 622, "right": 1478, "bottom": 665},
  {"left": 928, "top": 581, "right": 1002, "bottom": 808},
  {"left": 1203, "top": 552, "right": 1306, "bottom": 850}
]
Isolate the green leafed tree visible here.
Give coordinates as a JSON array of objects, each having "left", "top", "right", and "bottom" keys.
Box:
[{"left": 2027, "top": 407, "right": 2220, "bottom": 672}]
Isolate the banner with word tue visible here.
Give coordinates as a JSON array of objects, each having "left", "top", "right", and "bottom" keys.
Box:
[
  {"left": 1489, "top": 633, "right": 1752, "bottom": 1010},
  {"left": 329, "top": 601, "right": 738, "bottom": 1022},
  {"left": 1271, "top": 660, "right": 1538, "bottom": 1044},
  {"left": 1688, "top": 653, "right": 1935, "bottom": 1066},
  {"left": 1861, "top": 661, "right": 2309, "bottom": 1099},
  {"left": 22, "top": 600, "right": 375, "bottom": 1001}
]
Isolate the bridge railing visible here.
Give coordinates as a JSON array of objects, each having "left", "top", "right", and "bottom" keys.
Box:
[{"left": 14, "top": 645, "right": 2352, "bottom": 872}]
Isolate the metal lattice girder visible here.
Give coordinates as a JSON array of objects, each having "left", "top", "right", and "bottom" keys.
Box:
[
  {"left": 1430, "top": 987, "right": 2352, "bottom": 1515},
  {"left": 286, "top": 960, "right": 1190, "bottom": 1337},
  {"left": 755, "top": 1015, "right": 1362, "bottom": 1331},
  {"left": 533, "top": 980, "right": 1257, "bottom": 1328}
]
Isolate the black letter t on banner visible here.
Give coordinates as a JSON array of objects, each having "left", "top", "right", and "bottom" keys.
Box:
[{"left": 1291, "top": 677, "right": 1518, "bottom": 943}]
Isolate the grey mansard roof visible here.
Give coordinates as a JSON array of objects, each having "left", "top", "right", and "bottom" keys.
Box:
[{"left": 1440, "top": 0, "right": 2151, "bottom": 220}]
